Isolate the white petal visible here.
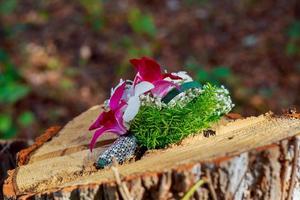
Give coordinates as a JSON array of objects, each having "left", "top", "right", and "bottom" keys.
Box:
[
  {"left": 122, "top": 85, "right": 134, "bottom": 101},
  {"left": 123, "top": 96, "right": 141, "bottom": 122},
  {"left": 173, "top": 71, "right": 193, "bottom": 82},
  {"left": 134, "top": 81, "right": 154, "bottom": 96}
]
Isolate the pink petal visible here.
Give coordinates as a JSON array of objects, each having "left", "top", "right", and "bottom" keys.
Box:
[
  {"left": 114, "top": 102, "right": 128, "bottom": 132},
  {"left": 162, "top": 73, "right": 182, "bottom": 80},
  {"left": 133, "top": 73, "right": 142, "bottom": 86},
  {"left": 89, "top": 112, "right": 105, "bottom": 131},
  {"left": 152, "top": 80, "right": 179, "bottom": 98},
  {"left": 89, "top": 126, "right": 107, "bottom": 152},
  {"left": 129, "top": 58, "right": 141, "bottom": 69},
  {"left": 109, "top": 81, "right": 126, "bottom": 110},
  {"left": 89, "top": 122, "right": 127, "bottom": 152},
  {"left": 130, "top": 57, "right": 162, "bottom": 83}
]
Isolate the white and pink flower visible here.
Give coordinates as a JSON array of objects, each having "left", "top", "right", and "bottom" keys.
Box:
[{"left": 89, "top": 57, "right": 183, "bottom": 151}]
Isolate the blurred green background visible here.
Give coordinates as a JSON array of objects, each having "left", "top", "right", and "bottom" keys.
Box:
[{"left": 0, "top": 0, "right": 299, "bottom": 140}]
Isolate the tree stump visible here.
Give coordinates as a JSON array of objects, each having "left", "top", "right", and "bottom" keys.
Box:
[
  {"left": 0, "top": 140, "right": 28, "bottom": 200},
  {"left": 3, "top": 105, "right": 300, "bottom": 200}
]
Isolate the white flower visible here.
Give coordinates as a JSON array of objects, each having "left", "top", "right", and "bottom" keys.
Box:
[
  {"left": 123, "top": 81, "right": 154, "bottom": 123},
  {"left": 163, "top": 71, "right": 193, "bottom": 84},
  {"left": 174, "top": 71, "right": 193, "bottom": 82}
]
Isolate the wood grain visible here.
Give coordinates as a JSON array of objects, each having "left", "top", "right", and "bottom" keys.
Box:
[{"left": 3, "top": 106, "right": 300, "bottom": 199}]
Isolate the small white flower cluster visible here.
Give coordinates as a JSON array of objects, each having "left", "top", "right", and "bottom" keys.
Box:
[
  {"left": 168, "top": 88, "right": 203, "bottom": 108},
  {"left": 212, "top": 85, "right": 235, "bottom": 116},
  {"left": 138, "top": 71, "right": 203, "bottom": 109},
  {"left": 139, "top": 93, "right": 166, "bottom": 109},
  {"left": 139, "top": 87, "right": 203, "bottom": 109}
]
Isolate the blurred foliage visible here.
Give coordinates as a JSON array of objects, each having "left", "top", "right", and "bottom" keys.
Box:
[
  {"left": 184, "top": 0, "right": 209, "bottom": 6},
  {"left": 0, "top": 48, "right": 34, "bottom": 139},
  {"left": 286, "top": 20, "right": 300, "bottom": 56},
  {"left": 18, "top": 111, "right": 35, "bottom": 127},
  {"left": 0, "top": 0, "right": 299, "bottom": 140},
  {"left": 78, "top": 0, "right": 104, "bottom": 31},
  {"left": 0, "top": 49, "right": 30, "bottom": 104},
  {"left": 185, "top": 58, "right": 232, "bottom": 85},
  {"left": 128, "top": 8, "right": 156, "bottom": 37},
  {"left": 0, "top": 0, "right": 17, "bottom": 15}
]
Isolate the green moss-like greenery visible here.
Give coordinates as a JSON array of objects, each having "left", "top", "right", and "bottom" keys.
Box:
[{"left": 130, "top": 84, "right": 222, "bottom": 149}]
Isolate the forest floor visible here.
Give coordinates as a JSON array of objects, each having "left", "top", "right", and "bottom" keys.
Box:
[{"left": 0, "top": 0, "right": 299, "bottom": 140}]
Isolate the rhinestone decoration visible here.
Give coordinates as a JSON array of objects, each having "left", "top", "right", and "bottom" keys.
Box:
[{"left": 96, "top": 134, "right": 137, "bottom": 169}]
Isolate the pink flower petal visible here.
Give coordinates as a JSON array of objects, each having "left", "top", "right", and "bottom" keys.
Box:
[
  {"left": 152, "top": 80, "right": 179, "bottom": 98},
  {"left": 89, "top": 126, "right": 107, "bottom": 152},
  {"left": 162, "top": 73, "right": 182, "bottom": 80},
  {"left": 89, "top": 112, "right": 105, "bottom": 131},
  {"left": 89, "top": 115, "right": 127, "bottom": 152},
  {"left": 109, "top": 81, "right": 126, "bottom": 110},
  {"left": 130, "top": 57, "right": 162, "bottom": 83}
]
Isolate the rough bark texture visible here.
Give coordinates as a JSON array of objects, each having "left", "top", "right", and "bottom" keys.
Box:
[
  {"left": 3, "top": 105, "right": 300, "bottom": 200},
  {"left": 0, "top": 140, "right": 28, "bottom": 200}
]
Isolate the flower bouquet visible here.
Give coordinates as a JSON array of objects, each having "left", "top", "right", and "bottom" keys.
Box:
[{"left": 89, "top": 57, "right": 234, "bottom": 168}]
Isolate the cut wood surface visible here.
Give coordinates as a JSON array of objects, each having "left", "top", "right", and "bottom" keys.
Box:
[{"left": 3, "top": 105, "right": 300, "bottom": 199}]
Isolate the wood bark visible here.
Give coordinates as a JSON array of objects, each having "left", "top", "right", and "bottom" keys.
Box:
[
  {"left": 3, "top": 105, "right": 300, "bottom": 200},
  {"left": 0, "top": 140, "right": 28, "bottom": 200}
]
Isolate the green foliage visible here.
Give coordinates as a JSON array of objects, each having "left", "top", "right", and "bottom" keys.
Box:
[
  {"left": 286, "top": 42, "right": 299, "bottom": 56},
  {"left": 128, "top": 8, "right": 156, "bottom": 37},
  {"left": 185, "top": 57, "right": 232, "bottom": 85},
  {"left": 0, "top": 49, "right": 30, "bottom": 104},
  {"left": 286, "top": 20, "right": 300, "bottom": 56},
  {"left": 0, "top": 82, "right": 30, "bottom": 104},
  {"left": 18, "top": 111, "right": 35, "bottom": 127},
  {"left": 0, "top": 48, "right": 33, "bottom": 139},
  {"left": 0, "top": 0, "right": 18, "bottom": 15},
  {"left": 0, "top": 113, "right": 17, "bottom": 139},
  {"left": 190, "top": 65, "right": 232, "bottom": 85},
  {"left": 130, "top": 84, "right": 222, "bottom": 149},
  {"left": 211, "top": 66, "right": 231, "bottom": 79},
  {"left": 116, "top": 36, "right": 153, "bottom": 76},
  {"left": 288, "top": 21, "right": 300, "bottom": 39},
  {"left": 78, "top": 0, "right": 104, "bottom": 31},
  {"left": 0, "top": 114, "right": 12, "bottom": 133}
]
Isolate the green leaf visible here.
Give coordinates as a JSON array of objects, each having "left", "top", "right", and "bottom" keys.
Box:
[
  {"left": 211, "top": 66, "right": 231, "bottom": 78},
  {"left": 18, "top": 111, "right": 35, "bottom": 127},
  {"left": 0, "top": 82, "right": 30, "bottom": 104},
  {"left": 1, "top": 126, "right": 17, "bottom": 139},
  {"left": 0, "top": 114, "right": 12, "bottom": 132},
  {"left": 196, "top": 69, "right": 209, "bottom": 82},
  {"left": 128, "top": 8, "right": 156, "bottom": 37}
]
